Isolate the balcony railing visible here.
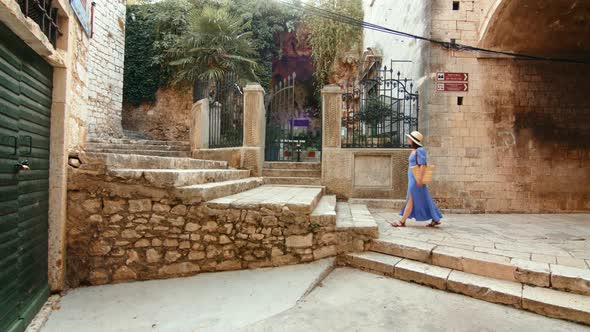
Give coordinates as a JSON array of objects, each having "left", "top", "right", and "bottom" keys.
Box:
[{"left": 17, "top": 0, "right": 61, "bottom": 47}]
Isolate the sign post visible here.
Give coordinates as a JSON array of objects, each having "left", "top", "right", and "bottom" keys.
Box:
[
  {"left": 436, "top": 83, "right": 469, "bottom": 92},
  {"left": 436, "top": 72, "right": 469, "bottom": 92}
]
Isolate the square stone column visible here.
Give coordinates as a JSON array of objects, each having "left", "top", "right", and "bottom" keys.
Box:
[
  {"left": 322, "top": 85, "right": 344, "bottom": 149},
  {"left": 241, "top": 83, "right": 266, "bottom": 176},
  {"left": 189, "top": 98, "right": 209, "bottom": 151}
]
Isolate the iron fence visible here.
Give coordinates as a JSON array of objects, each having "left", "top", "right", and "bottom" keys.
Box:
[
  {"left": 208, "top": 73, "right": 244, "bottom": 148},
  {"left": 342, "top": 61, "right": 419, "bottom": 148},
  {"left": 17, "top": 0, "right": 61, "bottom": 47}
]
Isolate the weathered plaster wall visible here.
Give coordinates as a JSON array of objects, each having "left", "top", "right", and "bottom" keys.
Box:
[
  {"left": 362, "top": 0, "right": 431, "bottom": 80},
  {"left": 123, "top": 85, "right": 193, "bottom": 141},
  {"left": 86, "top": 0, "right": 126, "bottom": 138}
]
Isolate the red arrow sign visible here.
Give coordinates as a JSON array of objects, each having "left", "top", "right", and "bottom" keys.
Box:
[
  {"left": 436, "top": 83, "right": 469, "bottom": 92},
  {"left": 436, "top": 72, "right": 469, "bottom": 81}
]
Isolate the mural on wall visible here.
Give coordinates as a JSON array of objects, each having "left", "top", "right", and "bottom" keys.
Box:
[{"left": 71, "top": 0, "right": 91, "bottom": 35}]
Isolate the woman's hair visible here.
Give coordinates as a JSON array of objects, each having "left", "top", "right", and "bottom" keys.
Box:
[{"left": 409, "top": 140, "right": 420, "bottom": 149}]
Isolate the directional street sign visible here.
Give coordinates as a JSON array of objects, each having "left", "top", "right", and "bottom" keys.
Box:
[
  {"left": 437, "top": 72, "right": 469, "bottom": 81},
  {"left": 436, "top": 83, "right": 469, "bottom": 92}
]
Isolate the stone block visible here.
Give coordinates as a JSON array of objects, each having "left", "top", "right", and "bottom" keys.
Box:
[
  {"left": 113, "top": 266, "right": 137, "bottom": 281},
  {"left": 158, "top": 262, "right": 200, "bottom": 276},
  {"left": 394, "top": 259, "right": 451, "bottom": 290},
  {"left": 153, "top": 203, "right": 171, "bottom": 213},
  {"left": 272, "top": 254, "right": 299, "bottom": 266},
  {"left": 447, "top": 271, "right": 522, "bottom": 308},
  {"left": 171, "top": 205, "right": 187, "bottom": 216},
  {"left": 510, "top": 258, "right": 550, "bottom": 287},
  {"left": 522, "top": 285, "right": 590, "bottom": 325},
  {"left": 89, "top": 240, "right": 111, "bottom": 256},
  {"left": 103, "top": 199, "right": 125, "bottom": 214},
  {"left": 165, "top": 251, "right": 182, "bottom": 263},
  {"left": 216, "top": 260, "right": 242, "bottom": 271},
  {"left": 286, "top": 234, "right": 313, "bottom": 248},
  {"left": 89, "top": 270, "right": 109, "bottom": 285},
  {"left": 346, "top": 252, "right": 402, "bottom": 275},
  {"left": 370, "top": 238, "right": 435, "bottom": 263},
  {"left": 313, "top": 246, "right": 337, "bottom": 260},
  {"left": 188, "top": 251, "right": 206, "bottom": 261},
  {"left": 83, "top": 199, "right": 102, "bottom": 213},
  {"left": 432, "top": 246, "right": 516, "bottom": 281},
  {"left": 129, "top": 199, "right": 152, "bottom": 213},
  {"left": 146, "top": 249, "right": 161, "bottom": 263},
  {"left": 550, "top": 264, "right": 590, "bottom": 296}
]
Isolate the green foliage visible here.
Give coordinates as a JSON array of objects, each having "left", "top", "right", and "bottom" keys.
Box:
[
  {"left": 123, "top": 5, "right": 161, "bottom": 105},
  {"left": 165, "top": 6, "right": 259, "bottom": 85},
  {"left": 302, "top": 0, "right": 363, "bottom": 88},
  {"left": 359, "top": 96, "right": 391, "bottom": 124}
]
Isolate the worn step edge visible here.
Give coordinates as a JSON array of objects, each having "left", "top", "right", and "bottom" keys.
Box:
[
  {"left": 84, "top": 150, "right": 190, "bottom": 157},
  {"left": 369, "top": 237, "right": 590, "bottom": 296},
  {"left": 311, "top": 195, "right": 337, "bottom": 227},
  {"left": 79, "top": 152, "right": 228, "bottom": 170},
  {"left": 87, "top": 138, "right": 190, "bottom": 145},
  {"left": 342, "top": 252, "right": 590, "bottom": 326},
  {"left": 108, "top": 169, "right": 251, "bottom": 187},
  {"left": 262, "top": 169, "right": 322, "bottom": 177},
  {"left": 175, "top": 177, "right": 264, "bottom": 202},
  {"left": 348, "top": 198, "right": 405, "bottom": 209}
]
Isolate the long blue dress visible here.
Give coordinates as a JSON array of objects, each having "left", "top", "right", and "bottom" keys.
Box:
[{"left": 400, "top": 147, "right": 443, "bottom": 222}]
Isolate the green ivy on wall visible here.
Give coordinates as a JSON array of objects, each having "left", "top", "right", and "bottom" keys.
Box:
[{"left": 123, "top": 5, "right": 161, "bottom": 105}]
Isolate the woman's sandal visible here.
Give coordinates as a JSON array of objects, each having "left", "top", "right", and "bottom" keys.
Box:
[
  {"left": 389, "top": 221, "right": 406, "bottom": 227},
  {"left": 426, "top": 221, "right": 441, "bottom": 227}
]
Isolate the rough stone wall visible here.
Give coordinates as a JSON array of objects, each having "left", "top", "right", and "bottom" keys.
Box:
[
  {"left": 65, "top": 164, "right": 371, "bottom": 287},
  {"left": 122, "top": 86, "right": 193, "bottom": 141},
  {"left": 86, "top": 0, "right": 126, "bottom": 138}
]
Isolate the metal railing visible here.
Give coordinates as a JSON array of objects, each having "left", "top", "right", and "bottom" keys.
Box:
[
  {"left": 208, "top": 72, "right": 244, "bottom": 148},
  {"left": 17, "top": 0, "right": 61, "bottom": 47},
  {"left": 342, "top": 61, "right": 419, "bottom": 148}
]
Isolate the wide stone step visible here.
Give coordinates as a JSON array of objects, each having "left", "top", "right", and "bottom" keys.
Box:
[
  {"left": 263, "top": 177, "right": 322, "bottom": 186},
  {"left": 262, "top": 168, "right": 321, "bottom": 178},
  {"left": 369, "top": 237, "right": 590, "bottom": 296},
  {"left": 335, "top": 202, "right": 379, "bottom": 237},
  {"left": 88, "top": 138, "right": 190, "bottom": 146},
  {"left": 311, "top": 195, "right": 337, "bottom": 227},
  {"left": 108, "top": 169, "right": 251, "bottom": 188},
  {"left": 343, "top": 252, "right": 590, "bottom": 326},
  {"left": 86, "top": 143, "right": 190, "bottom": 152},
  {"left": 207, "top": 185, "right": 324, "bottom": 214},
  {"left": 263, "top": 162, "right": 321, "bottom": 170},
  {"left": 348, "top": 198, "right": 405, "bottom": 210},
  {"left": 84, "top": 149, "right": 191, "bottom": 157},
  {"left": 175, "top": 177, "right": 264, "bottom": 202},
  {"left": 79, "top": 152, "right": 228, "bottom": 170}
]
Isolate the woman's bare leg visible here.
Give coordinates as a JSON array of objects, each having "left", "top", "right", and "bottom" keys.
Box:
[
  {"left": 400, "top": 194, "right": 414, "bottom": 225},
  {"left": 391, "top": 195, "right": 414, "bottom": 227}
]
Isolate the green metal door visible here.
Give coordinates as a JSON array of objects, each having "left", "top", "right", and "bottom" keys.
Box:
[{"left": 0, "top": 22, "right": 51, "bottom": 332}]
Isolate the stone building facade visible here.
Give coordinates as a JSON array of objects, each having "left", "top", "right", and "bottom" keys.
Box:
[
  {"left": 86, "top": 0, "right": 126, "bottom": 138},
  {"left": 362, "top": 0, "right": 590, "bottom": 213}
]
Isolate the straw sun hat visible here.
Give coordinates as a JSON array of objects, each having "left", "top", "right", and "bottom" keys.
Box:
[{"left": 405, "top": 131, "right": 424, "bottom": 147}]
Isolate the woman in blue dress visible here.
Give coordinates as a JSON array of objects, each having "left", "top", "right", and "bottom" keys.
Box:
[{"left": 390, "top": 131, "right": 443, "bottom": 227}]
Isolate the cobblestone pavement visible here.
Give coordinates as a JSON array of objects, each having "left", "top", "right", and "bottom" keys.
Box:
[{"left": 372, "top": 210, "right": 590, "bottom": 269}]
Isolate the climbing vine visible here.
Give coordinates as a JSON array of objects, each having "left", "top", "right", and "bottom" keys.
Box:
[{"left": 302, "top": 0, "right": 363, "bottom": 89}]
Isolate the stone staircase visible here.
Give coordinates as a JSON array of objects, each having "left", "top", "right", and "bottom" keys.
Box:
[
  {"left": 86, "top": 137, "right": 191, "bottom": 157},
  {"left": 341, "top": 235, "right": 590, "bottom": 325},
  {"left": 262, "top": 162, "right": 322, "bottom": 186}
]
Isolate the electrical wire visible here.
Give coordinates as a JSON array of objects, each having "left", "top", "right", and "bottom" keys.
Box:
[{"left": 279, "top": 0, "right": 590, "bottom": 65}]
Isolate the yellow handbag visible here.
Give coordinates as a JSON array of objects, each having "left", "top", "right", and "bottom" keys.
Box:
[{"left": 411, "top": 152, "right": 435, "bottom": 185}]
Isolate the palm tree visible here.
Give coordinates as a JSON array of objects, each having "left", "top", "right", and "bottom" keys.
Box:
[{"left": 166, "top": 6, "right": 259, "bottom": 85}]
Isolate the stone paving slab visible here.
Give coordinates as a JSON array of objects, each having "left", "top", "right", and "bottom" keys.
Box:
[
  {"left": 208, "top": 185, "right": 323, "bottom": 213},
  {"left": 342, "top": 252, "right": 590, "bottom": 326},
  {"left": 371, "top": 210, "right": 590, "bottom": 270},
  {"left": 369, "top": 209, "right": 590, "bottom": 295},
  {"left": 335, "top": 203, "right": 379, "bottom": 237}
]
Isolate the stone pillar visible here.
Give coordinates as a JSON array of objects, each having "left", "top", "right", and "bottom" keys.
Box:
[
  {"left": 322, "top": 85, "right": 344, "bottom": 150},
  {"left": 241, "top": 83, "right": 265, "bottom": 176},
  {"left": 189, "top": 98, "right": 209, "bottom": 151},
  {"left": 321, "top": 85, "right": 346, "bottom": 192}
]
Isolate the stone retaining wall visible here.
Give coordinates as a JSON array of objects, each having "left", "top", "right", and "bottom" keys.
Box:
[{"left": 66, "top": 169, "right": 371, "bottom": 287}]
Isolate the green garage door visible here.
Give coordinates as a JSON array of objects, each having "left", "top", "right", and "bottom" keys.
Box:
[{"left": 0, "top": 22, "right": 51, "bottom": 332}]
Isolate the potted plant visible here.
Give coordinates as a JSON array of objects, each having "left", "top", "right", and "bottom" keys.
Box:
[
  {"left": 307, "top": 147, "right": 316, "bottom": 158},
  {"left": 284, "top": 150, "right": 291, "bottom": 158}
]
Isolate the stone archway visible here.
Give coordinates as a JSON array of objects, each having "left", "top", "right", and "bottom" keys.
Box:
[{"left": 478, "top": 0, "right": 590, "bottom": 60}]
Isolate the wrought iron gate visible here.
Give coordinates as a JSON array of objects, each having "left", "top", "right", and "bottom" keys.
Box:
[
  {"left": 265, "top": 73, "right": 299, "bottom": 161},
  {"left": 342, "top": 60, "right": 419, "bottom": 148},
  {"left": 207, "top": 73, "right": 243, "bottom": 148}
]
